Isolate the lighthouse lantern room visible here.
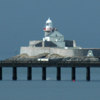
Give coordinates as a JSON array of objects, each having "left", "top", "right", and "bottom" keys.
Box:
[{"left": 43, "top": 18, "right": 53, "bottom": 32}]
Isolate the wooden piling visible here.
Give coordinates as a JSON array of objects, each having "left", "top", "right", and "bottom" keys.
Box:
[
  {"left": 42, "top": 67, "right": 46, "bottom": 80},
  {"left": 72, "top": 67, "right": 76, "bottom": 81},
  {"left": 27, "top": 67, "right": 32, "bottom": 80},
  {"left": 57, "top": 67, "right": 61, "bottom": 80},
  {"left": 86, "top": 67, "right": 90, "bottom": 81},
  {"left": 0, "top": 67, "right": 2, "bottom": 80},
  {"left": 12, "top": 67, "right": 17, "bottom": 80}
]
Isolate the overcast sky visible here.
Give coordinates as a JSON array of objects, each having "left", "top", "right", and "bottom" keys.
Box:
[{"left": 0, "top": 0, "right": 100, "bottom": 58}]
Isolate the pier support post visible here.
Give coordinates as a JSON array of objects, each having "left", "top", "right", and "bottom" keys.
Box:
[
  {"left": 42, "top": 67, "right": 46, "bottom": 80},
  {"left": 57, "top": 67, "right": 61, "bottom": 80},
  {"left": 86, "top": 67, "right": 90, "bottom": 81},
  {"left": 12, "top": 67, "right": 17, "bottom": 80},
  {"left": 72, "top": 67, "right": 76, "bottom": 81},
  {"left": 0, "top": 67, "right": 2, "bottom": 80},
  {"left": 27, "top": 67, "right": 32, "bottom": 80}
]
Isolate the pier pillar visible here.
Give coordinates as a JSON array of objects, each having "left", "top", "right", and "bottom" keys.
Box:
[
  {"left": 86, "top": 67, "right": 90, "bottom": 81},
  {"left": 27, "top": 67, "right": 32, "bottom": 80},
  {"left": 57, "top": 67, "right": 61, "bottom": 80},
  {"left": 42, "top": 67, "right": 46, "bottom": 80},
  {"left": 0, "top": 67, "right": 2, "bottom": 80},
  {"left": 12, "top": 67, "right": 17, "bottom": 80},
  {"left": 72, "top": 67, "right": 76, "bottom": 81}
]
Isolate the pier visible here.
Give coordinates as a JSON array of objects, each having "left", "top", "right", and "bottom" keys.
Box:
[
  {"left": 0, "top": 58, "right": 100, "bottom": 81},
  {"left": 2, "top": 18, "right": 99, "bottom": 81}
]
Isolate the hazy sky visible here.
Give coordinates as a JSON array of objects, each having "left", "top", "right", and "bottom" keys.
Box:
[{"left": 0, "top": 0, "right": 100, "bottom": 58}]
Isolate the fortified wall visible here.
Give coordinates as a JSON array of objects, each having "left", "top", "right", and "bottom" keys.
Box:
[{"left": 20, "top": 47, "right": 74, "bottom": 57}]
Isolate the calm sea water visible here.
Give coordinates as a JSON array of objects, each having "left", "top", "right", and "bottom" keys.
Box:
[{"left": 0, "top": 55, "right": 100, "bottom": 100}]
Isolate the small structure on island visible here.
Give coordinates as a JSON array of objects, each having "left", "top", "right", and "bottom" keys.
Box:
[
  {"left": 20, "top": 18, "right": 79, "bottom": 57},
  {"left": 20, "top": 18, "right": 100, "bottom": 58}
]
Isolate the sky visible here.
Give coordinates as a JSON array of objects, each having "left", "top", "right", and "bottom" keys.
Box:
[
  {"left": 0, "top": 1, "right": 100, "bottom": 100},
  {"left": 0, "top": 0, "right": 100, "bottom": 58}
]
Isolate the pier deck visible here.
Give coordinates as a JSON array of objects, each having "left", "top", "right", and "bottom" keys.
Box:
[
  {"left": 0, "top": 60, "right": 100, "bottom": 67},
  {"left": 0, "top": 57, "right": 100, "bottom": 81}
]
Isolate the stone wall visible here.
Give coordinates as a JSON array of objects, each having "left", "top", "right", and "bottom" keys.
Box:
[
  {"left": 20, "top": 47, "right": 100, "bottom": 57},
  {"left": 20, "top": 47, "right": 74, "bottom": 57},
  {"left": 74, "top": 48, "right": 100, "bottom": 56}
]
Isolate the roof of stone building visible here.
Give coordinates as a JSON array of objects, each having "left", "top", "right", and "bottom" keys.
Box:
[
  {"left": 48, "top": 30, "right": 64, "bottom": 37},
  {"left": 35, "top": 41, "right": 57, "bottom": 47}
]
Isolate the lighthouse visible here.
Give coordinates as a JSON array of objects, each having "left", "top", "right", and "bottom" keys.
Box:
[
  {"left": 43, "top": 18, "right": 53, "bottom": 32},
  {"left": 43, "top": 18, "right": 66, "bottom": 48},
  {"left": 43, "top": 18, "right": 53, "bottom": 41}
]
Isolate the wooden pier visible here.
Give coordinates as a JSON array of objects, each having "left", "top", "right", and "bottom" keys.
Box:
[{"left": 0, "top": 60, "right": 100, "bottom": 81}]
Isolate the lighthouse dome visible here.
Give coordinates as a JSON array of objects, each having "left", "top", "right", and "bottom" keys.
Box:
[{"left": 46, "top": 18, "right": 52, "bottom": 23}]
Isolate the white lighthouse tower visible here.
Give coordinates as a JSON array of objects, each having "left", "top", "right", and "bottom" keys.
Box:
[
  {"left": 43, "top": 18, "right": 54, "bottom": 41},
  {"left": 43, "top": 18, "right": 53, "bottom": 32}
]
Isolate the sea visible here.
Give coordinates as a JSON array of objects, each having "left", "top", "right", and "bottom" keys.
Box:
[{"left": 0, "top": 54, "right": 100, "bottom": 100}]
